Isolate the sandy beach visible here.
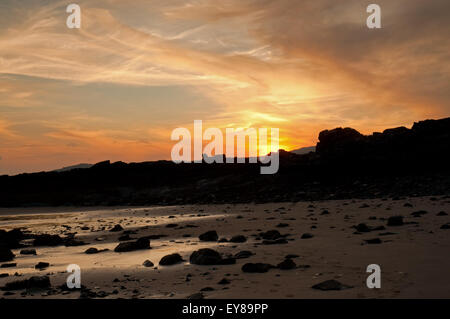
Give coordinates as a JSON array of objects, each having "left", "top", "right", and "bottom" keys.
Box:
[{"left": 0, "top": 195, "right": 449, "bottom": 299}]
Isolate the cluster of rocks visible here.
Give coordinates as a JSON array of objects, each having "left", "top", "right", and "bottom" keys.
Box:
[{"left": 1, "top": 276, "right": 51, "bottom": 291}]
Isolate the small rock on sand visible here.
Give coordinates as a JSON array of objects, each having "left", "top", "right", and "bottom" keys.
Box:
[
  {"left": 234, "top": 251, "right": 254, "bottom": 259},
  {"left": 143, "top": 260, "right": 154, "bottom": 267},
  {"left": 242, "top": 263, "right": 273, "bottom": 273},
  {"left": 387, "top": 216, "right": 404, "bottom": 226},
  {"left": 218, "top": 278, "right": 231, "bottom": 285},
  {"left": 260, "top": 230, "right": 282, "bottom": 240},
  {"left": 85, "top": 248, "right": 99, "bottom": 254},
  {"left": 20, "top": 249, "right": 37, "bottom": 255},
  {"left": 35, "top": 262, "right": 50, "bottom": 270},
  {"left": 159, "top": 253, "right": 184, "bottom": 266},
  {"left": 230, "top": 235, "right": 247, "bottom": 243},
  {"left": 109, "top": 224, "right": 124, "bottom": 232},
  {"left": 277, "top": 259, "right": 296, "bottom": 270},
  {"left": 312, "top": 279, "right": 353, "bottom": 291},
  {"left": 364, "top": 238, "right": 382, "bottom": 244}
]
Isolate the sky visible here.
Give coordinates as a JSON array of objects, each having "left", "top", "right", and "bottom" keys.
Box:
[{"left": 0, "top": 0, "right": 449, "bottom": 175}]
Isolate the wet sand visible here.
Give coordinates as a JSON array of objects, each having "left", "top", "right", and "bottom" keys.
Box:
[{"left": 1, "top": 195, "right": 449, "bottom": 299}]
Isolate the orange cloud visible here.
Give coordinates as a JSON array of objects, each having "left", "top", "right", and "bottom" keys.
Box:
[{"left": 1, "top": 0, "right": 449, "bottom": 174}]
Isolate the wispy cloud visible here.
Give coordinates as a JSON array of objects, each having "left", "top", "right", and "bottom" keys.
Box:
[{"left": 0, "top": 0, "right": 449, "bottom": 174}]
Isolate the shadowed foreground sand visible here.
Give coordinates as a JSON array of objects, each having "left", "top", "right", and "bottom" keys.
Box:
[{"left": 1, "top": 195, "right": 449, "bottom": 299}]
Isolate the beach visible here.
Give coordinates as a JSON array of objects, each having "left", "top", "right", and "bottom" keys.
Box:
[{"left": 1, "top": 196, "right": 449, "bottom": 299}]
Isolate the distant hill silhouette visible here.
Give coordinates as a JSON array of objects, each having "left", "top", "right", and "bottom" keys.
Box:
[
  {"left": 52, "top": 163, "right": 93, "bottom": 173},
  {"left": 290, "top": 146, "right": 316, "bottom": 155},
  {"left": 1, "top": 117, "right": 449, "bottom": 207}
]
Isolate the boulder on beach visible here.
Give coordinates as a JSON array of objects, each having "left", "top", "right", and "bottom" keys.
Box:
[
  {"left": 114, "top": 238, "right": 150, "bottom": 252},
  {"left": 199, "top": 231, "right": 218, "bottom": 242}
]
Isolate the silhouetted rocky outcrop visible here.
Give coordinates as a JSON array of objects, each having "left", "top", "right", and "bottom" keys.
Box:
[{"left": 1, "top": 117, "right": 449, "bottom": 206}]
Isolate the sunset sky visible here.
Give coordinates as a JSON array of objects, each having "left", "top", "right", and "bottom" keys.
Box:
[{"left": 1, "top": 0, "right": 449, "bottom": 175}]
